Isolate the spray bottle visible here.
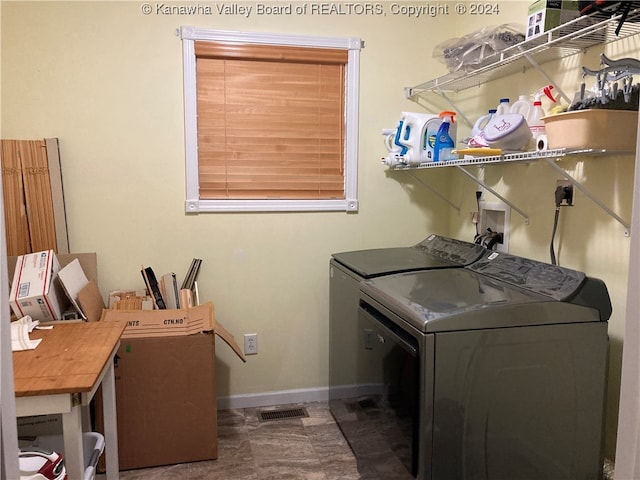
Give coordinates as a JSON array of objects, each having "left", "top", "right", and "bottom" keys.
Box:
[
  {"left": 433, "top": 111, "right": 456, "bottom": 162},
  {"left": 528, "top": 85, "right": 556, "bottom": 139}
]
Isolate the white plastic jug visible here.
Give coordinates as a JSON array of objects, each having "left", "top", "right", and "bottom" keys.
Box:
[
  {"left": 510, "top": 95, "right": 532, "bottom": 119},
  {"left": 471, "top": 109, "right": 496, "bottom": 137},
  {"left": 495, "top": 98, "right": 511, "bottom": 116},
  {"left": 397, "top": 112, "right": 440, "bottom": 164}
]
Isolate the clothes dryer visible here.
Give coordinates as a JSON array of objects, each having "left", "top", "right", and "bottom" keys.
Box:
[
  {"left": 349, "top": 250, "right": 611, "bottom": 479},
  {"left": 329, "top": 235, "right": 486, "bottom": 442}
]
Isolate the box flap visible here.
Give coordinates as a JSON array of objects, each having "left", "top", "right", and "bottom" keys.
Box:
[
  {"left": 58, "top": 258, "right": 90, "bottom": 319},
  {"left": 188, "top": 303, "right": 246, "bottom": 362},
  {"left": 214, "top": 320, "right": 247, "bottom": 363},
  {"left": 57, "top": 253, "right": 98, "bottom": 282},
  {"left": 77, "top": 280, "right": 106, "bottom": 322}
]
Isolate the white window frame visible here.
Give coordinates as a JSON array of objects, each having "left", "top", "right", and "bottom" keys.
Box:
[{"left": 180, "top": 26, "right": 361, "bottom": 213}]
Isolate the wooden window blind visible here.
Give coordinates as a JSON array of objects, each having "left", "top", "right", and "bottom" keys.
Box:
[{"left": 194, "top": 41, "right": 347, "bottom": 200}]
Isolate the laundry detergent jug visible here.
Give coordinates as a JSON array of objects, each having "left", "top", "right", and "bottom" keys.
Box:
[{"left": 397, "top": 112, "right": 441, "bottom": 165}]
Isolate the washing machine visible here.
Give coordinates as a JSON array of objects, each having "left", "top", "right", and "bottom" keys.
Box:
[
  {"left": 349, "top": 249, "right": 611, "bottom": 480},
  {"left": 329, "top": 234, "right": 486, "bottom": 445}
]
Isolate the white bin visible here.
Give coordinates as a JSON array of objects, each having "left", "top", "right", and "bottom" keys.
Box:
[{"left": 20, "top": 432, "right": 105, "bottom": 480}]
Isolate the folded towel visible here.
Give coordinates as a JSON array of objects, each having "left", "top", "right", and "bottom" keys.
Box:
[{"left": 11, "top": 316, "right": 42, "bottom": 351}]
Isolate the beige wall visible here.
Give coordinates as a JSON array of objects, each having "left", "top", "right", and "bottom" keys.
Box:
[{"left": 1, "top": 0, "right": 635, "bottom": 460}]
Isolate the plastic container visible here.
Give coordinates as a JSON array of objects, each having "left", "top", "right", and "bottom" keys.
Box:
[
  {"left": 541, "top": 109, "right": 639, "bottom": 150},
  {"left": 495, "top": 98, "right": 511, "bottom": 115},
  {"left": 397, "top": 112, "right": 440, "bottom": 164},
  {"left": 20, "top": 432, "right": 105, "bottom": 480},
  {"left": 471, "top": 109, "right": 497, "bottom": 137},
  {"left": 528, "top": 100, "right": 546, "bottom": 139},
  {"left": 434, "top": 111, "right": 456, "bottom": 162},
  {"left": 510, "top": 95, "right": 532, "bottom": 119},
  {"left": 482, "top": 113, "right": 532, "bottom": 151}
]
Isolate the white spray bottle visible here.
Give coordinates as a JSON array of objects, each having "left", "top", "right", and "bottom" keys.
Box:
[{"left": 528, "top": 85, "right": 556, "bottom": 140}]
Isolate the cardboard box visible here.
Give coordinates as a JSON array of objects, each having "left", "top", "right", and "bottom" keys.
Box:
[
  {"left": 96, "top": 305, "right": 245, "bottom": 471},
  {"left": 96, "top": 326, "right": 245, "bottom": 471},
  {"left": 113, "top": 334, "right": 218, "bottom": 470},
  {"left": 527, "top": 0, "right": 579, "bottom": 40},
  {"left": 100, "top": 301, "right": 245, "bottom": 367},
  {"left": 8, "top": 252, "right": 105, "bottom": 322},
  {"left": 101, "top": 302, "right": 216, "bottom": 338},
  {"left": 9, "top": 250, "right": 66, "bottom": 322}
]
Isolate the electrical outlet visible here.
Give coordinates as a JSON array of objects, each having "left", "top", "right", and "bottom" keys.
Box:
[
  {"left": 244, "top": 333, "right": 258, "bottom": 355},
  {"left": 556, "top": 180, "right": 574, "bottom": 206}
]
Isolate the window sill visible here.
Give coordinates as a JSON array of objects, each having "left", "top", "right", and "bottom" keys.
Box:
[{"left": 185, "top": 198, "right": 359, "bottom": 213}]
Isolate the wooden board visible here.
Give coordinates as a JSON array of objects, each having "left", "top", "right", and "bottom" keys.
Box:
[
  {"left": 13, "top": 321, "right": 126, "bottom": 397},
  {"left": 1, "top": 140, "right": 30, "bottom": 256}
]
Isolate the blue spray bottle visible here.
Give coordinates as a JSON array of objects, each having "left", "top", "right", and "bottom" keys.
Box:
[{"left": 434, "top": 111, "right": 456, "bottom": 162}]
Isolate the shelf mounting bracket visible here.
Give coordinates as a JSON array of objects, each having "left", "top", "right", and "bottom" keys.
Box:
[
  {"left": 541, "top": 157, "right": 630, "bottom": 236},
  {"left": 522, "top": 53, "right": 572, "bottom": 104},
  {"left": 405, "top": 171, "right": 461, "bottom": 213},
  {"left": 456, "top": 166, "right": 530, "bottom": 224},
  {"left": 433, "top": 86, "right": 473, "bottom": 127}
]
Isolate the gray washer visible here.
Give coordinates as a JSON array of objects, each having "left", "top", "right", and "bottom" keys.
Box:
[{"left": 356, "top": 250, "right": 611, "bottom": 479}]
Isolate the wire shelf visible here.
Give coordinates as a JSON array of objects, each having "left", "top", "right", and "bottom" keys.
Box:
[
  {"left": 386, "top": 148, "right": 632, "bottom": 171},
  {"left": 406, "top": 7, "right": 640, "bottom": 98}
]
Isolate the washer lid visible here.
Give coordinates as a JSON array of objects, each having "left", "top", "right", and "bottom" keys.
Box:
[
  {"left": 360, "top": 265, "right": 604, "bottom": 333},
  {"left": 332, "top": 234, "right": 485, "bottom": 278}
]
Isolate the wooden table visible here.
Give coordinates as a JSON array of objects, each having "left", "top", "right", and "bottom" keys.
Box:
[{"left": 13, "top": 320, "right": 126, "bottom": 480}]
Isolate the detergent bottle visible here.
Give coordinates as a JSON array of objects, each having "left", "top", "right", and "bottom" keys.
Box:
[
  {"left": 510, "top": 95, "right": 533, "bottom": 119},
  {"left": 433, "top": 111, "right": 456, "bottom": 162},
  {"left": 397, "top": 112, "right": 440, "bottom": 165},
  {"left": 495, "top": 98, "right": 511, "bottom": 115},
  {"left": 527, "top": 85, "right": 556, "bottom": 139},
  {"left": 471, "top": 109, "right": 497, "bottom": 137}
]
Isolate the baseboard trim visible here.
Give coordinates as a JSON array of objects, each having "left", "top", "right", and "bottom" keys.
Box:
[{"left": 217, "top": 387, "right": 329, "bottom": 410}]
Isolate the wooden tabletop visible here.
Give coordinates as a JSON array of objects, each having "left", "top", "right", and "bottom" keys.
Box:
[{"left": 13, "top": 320, "right": 126, "bottom": 397}]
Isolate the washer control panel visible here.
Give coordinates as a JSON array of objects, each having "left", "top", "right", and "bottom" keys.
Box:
[{"left": 467, "top": 251, "right": 586, "bottom": 301}]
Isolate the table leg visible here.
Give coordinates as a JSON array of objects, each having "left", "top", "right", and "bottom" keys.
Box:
[
  {"left": 102, "top": 359, "right": 120, "bottom": 480},
  {"left": 62, "top": 404, "right": 84, "bottom": 480}
]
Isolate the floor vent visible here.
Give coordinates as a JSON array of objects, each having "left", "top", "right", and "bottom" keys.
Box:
[
  {"left": 357, "top": 398, "right": 378, "bottom": 410},
  {"left": 258, "top": 407, "right": 309, "bottom": 422}
]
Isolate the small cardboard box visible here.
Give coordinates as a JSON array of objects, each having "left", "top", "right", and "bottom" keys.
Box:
[
  {"left": 9, "top": 250, "right": 66, "bottom": 322},
  {"left": 8, "top": 252, "right": 105, "bottom": 323},
  {"left": 527, "top": 0, "right": 579, "bottom": 40}
]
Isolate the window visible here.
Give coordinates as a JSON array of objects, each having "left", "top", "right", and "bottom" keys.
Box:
[{"left": 180, "top": 26, "right": 362, "bottom": 213}]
